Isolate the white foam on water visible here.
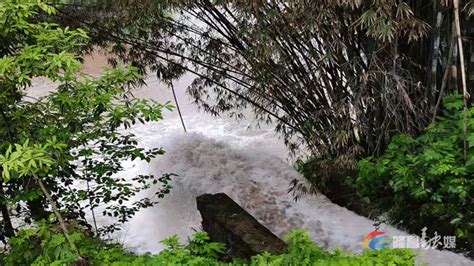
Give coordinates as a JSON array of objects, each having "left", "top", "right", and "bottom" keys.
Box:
[
  {"left": 104, "top": 115, "right": 472, "bottom": 266},
  {"left": 28, "top": 75, "right": 473, "bottom": 265}
]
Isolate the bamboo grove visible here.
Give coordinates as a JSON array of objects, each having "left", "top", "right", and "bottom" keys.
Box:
[{"left": 55, "top": 0, "right": 474, "bottom": 168}]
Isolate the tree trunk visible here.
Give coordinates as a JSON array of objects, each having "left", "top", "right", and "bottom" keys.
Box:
[
  {"left": 0, "top": 183, "right": 14, "bottom": 239},
  {"left": 33, "top": 174, "right": 87, "bottom": 265}
]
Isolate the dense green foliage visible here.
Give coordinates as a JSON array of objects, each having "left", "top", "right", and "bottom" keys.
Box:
[
  {"left": 349, "top": 94, "right": 474, "bottom": 252},
  {"left": 1, "top": 0, "right": 472, "bottom": 263},
  {"left": 1, "top": 224, "right": 417, "bottom": 266},
  {"left": 0, "top": 0, "right": 173, "bottom": 251}
]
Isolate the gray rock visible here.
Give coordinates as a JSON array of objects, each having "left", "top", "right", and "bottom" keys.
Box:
[{"left": 196, "top": 193, "right": 287, "bottom": 260}]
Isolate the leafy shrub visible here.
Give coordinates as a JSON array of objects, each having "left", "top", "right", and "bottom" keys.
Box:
[
  {"left": 0, "top": 0, "right": 174, "bottom": 241},
  {"left": 250, "top": 230, "right": 416, "bottom": 266},
  {"left": 3, "top": 220, "right": 86, "bottom": 266},
  {"left": 2, "top": 220, "right": 138, "bottom": 266},
  {"left": 2, "top": 224, "right": 416, "bottom": 265},
  {"left": 349, "top": 94, "right": 474, "bottom": 252}
]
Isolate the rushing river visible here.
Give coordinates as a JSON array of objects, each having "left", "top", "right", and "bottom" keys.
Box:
[{"left": 28, "top": 70, "right": 473, "bottom": 265}]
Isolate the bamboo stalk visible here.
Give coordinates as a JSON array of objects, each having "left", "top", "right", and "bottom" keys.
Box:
[
  {"left": 453, "top": 0, "right": 470, "bottom": 160},
  {"left": 430, "top": 6, "right": 443, "bottom": 105},
  {"left": 170, "top": 80, "right": 187, "bottom": 132},
  {"left": 432, "top": 24, "right": 456, "bottom": 123}
]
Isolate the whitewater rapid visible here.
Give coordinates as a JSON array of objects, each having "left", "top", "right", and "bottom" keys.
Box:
[{"left": 29, "top": 73, "right": 473, "bottom": 265}]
